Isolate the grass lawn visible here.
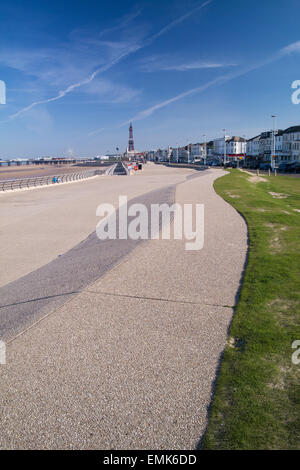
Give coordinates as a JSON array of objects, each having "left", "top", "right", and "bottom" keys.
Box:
[{"left": 202, "top": 170, "right": 300, "bottom": 450}]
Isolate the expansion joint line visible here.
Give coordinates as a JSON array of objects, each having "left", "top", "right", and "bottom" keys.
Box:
[{"left": 85, "top": 289, "right": 234, "bottom": 309}]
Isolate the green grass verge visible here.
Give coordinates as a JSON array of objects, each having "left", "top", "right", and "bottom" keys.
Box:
[{"left": 202, "top": 170, "right": 300, "bottom": 450}]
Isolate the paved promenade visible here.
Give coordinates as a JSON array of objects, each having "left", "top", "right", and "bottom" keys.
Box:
[{"left": 0, "top": 164, "right": 247, "bottom": 449}]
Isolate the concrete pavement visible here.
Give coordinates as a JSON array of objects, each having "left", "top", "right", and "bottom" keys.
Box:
[
  {"left": 0, "top": 164, "right": 247, "bottom": 449},
  {"left": 0, "top": 163, "right": 190, "bottom": 287},
  {"left": 0, "top": 184, "right": 177, "bottom": 340}
]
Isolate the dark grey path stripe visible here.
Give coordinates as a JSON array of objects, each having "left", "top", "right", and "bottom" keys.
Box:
[{"left": 0, "top": 184, "right": 177, "bottom": 341}]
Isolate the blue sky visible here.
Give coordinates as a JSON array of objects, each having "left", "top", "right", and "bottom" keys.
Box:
[{"left": 0, "top": 0, "right": 300, "bottom": 157}]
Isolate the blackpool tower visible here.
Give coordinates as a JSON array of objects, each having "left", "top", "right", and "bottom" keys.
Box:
[{"left": 128, "top": 122, "right": 135, "bottom": 152}]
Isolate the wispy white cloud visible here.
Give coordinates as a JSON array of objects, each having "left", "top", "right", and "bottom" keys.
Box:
[
  {"left": 3, "top": 44, "right": 141, "bottom": 121},
  {"left": 3, "top": 0, "right": 213, "bottom": 122},
  {"left": 150, "top": 61, "right": 236, "bottom": 72},
  {"left": 279, "top": 40, "right": 300, "bottom": 55},
  {"left": 0, "top": 46, "right": 107, "bottom": 88},
  {"left": 21, "top": 107, "right": 54, "bottom": 135},
  {"left": 120, "top": 76, "right": 226, "bottom": 126},
  {"left": 120, "top": 39, "right": 300, "bottom": 126},
  {"left": 140, "top": 54, "right": 236, "bottom": 72},
  {"left": 168, "top": 62, "right": 236, "bottom": 71},
  {"left": 88, "top": 127, "right": 104, "bottom": 136},
  {"left": 148, "top": 0, "right": 212, "bottom": 42},
  {"left": 97, "top": 9, "right": 143, "bottom": 38},
  {"left": 83, "top": 77, "right": 141, "bottom": 104}
]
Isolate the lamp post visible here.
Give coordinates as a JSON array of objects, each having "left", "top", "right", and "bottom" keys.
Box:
[
  {"left": 239, "top": 134, "right": 246, "bottom": 169},
  {"left": 271, "top": 115, "right": 277, "bottom": 172},
  {"left": 222, "top": 129, "right": 227, "bottom": 165},
  {"left": 203, "top": 134, "right": 207, "bottom": 165}
]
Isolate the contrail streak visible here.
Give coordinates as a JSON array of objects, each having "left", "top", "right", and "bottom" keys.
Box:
[
  {"left": 5, "top": 1, "right": 212, "bottom": 122},
  {"left": 6, "top": 45, "right": 141, "bottom": 121},
  {"left": 120, "top": 40, "right": 300, "bottom": 126},
  {"left": 147, "top": 0, "right": 212, "bottom": 42},
  {"left": 88, "top": 127, "right": 105, "bottom": 136}
]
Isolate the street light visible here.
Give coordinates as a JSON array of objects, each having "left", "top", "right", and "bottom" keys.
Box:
[
  {"left": 222, "top": 129, "right": 227, "bottom": 165},
  {"left": 238, "top": 134, "right": 246, "bottom": 169},
  {"left": 203, "top": 134, "right": 207, "bottom": 165},
  {"left": 175, "top": 142, "right": 179, "bottom": 163},
  {"left": 271, "top": 115, "right": 277, "bottom": 171},
  {"left": 187, "top": 139, "right": 190, "bottom": 164}
]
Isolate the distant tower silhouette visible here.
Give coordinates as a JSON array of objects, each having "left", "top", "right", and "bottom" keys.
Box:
[{"left": 128, "top": 122, "right": 135, "bottom": 152}]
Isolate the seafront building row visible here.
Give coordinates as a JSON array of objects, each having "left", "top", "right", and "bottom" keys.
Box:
[{"left": 146, "top": 125, "right": 300, "bottom": 165}]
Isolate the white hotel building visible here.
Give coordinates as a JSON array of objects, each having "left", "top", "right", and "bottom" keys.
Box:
[
  {"left": 247, "top": 135, "right": 260, "bottom": 158},
  {"left": 282, "top": 126, "right": 300, "bottom": 162},
  {"left": 213, "top": 136, "right": 246, "bottom": 160},
  {"left": 247, "top": 127, "right": 298, "bottom": 164}
]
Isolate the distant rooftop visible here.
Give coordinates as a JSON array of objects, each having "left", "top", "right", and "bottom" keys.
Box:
[
  {"left": 227, "top": 136, "right": 246, "bottom": 143},
  {"left": 283, "top": 125, "right": 300, "bottom": 134},
  {"left": 247, "top": 135, "right": 261, "bottom": 142}
]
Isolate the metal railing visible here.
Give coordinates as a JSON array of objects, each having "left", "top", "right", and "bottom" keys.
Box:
[{"left": 0, "top": 169, "right": 102, "bottom": 192}]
